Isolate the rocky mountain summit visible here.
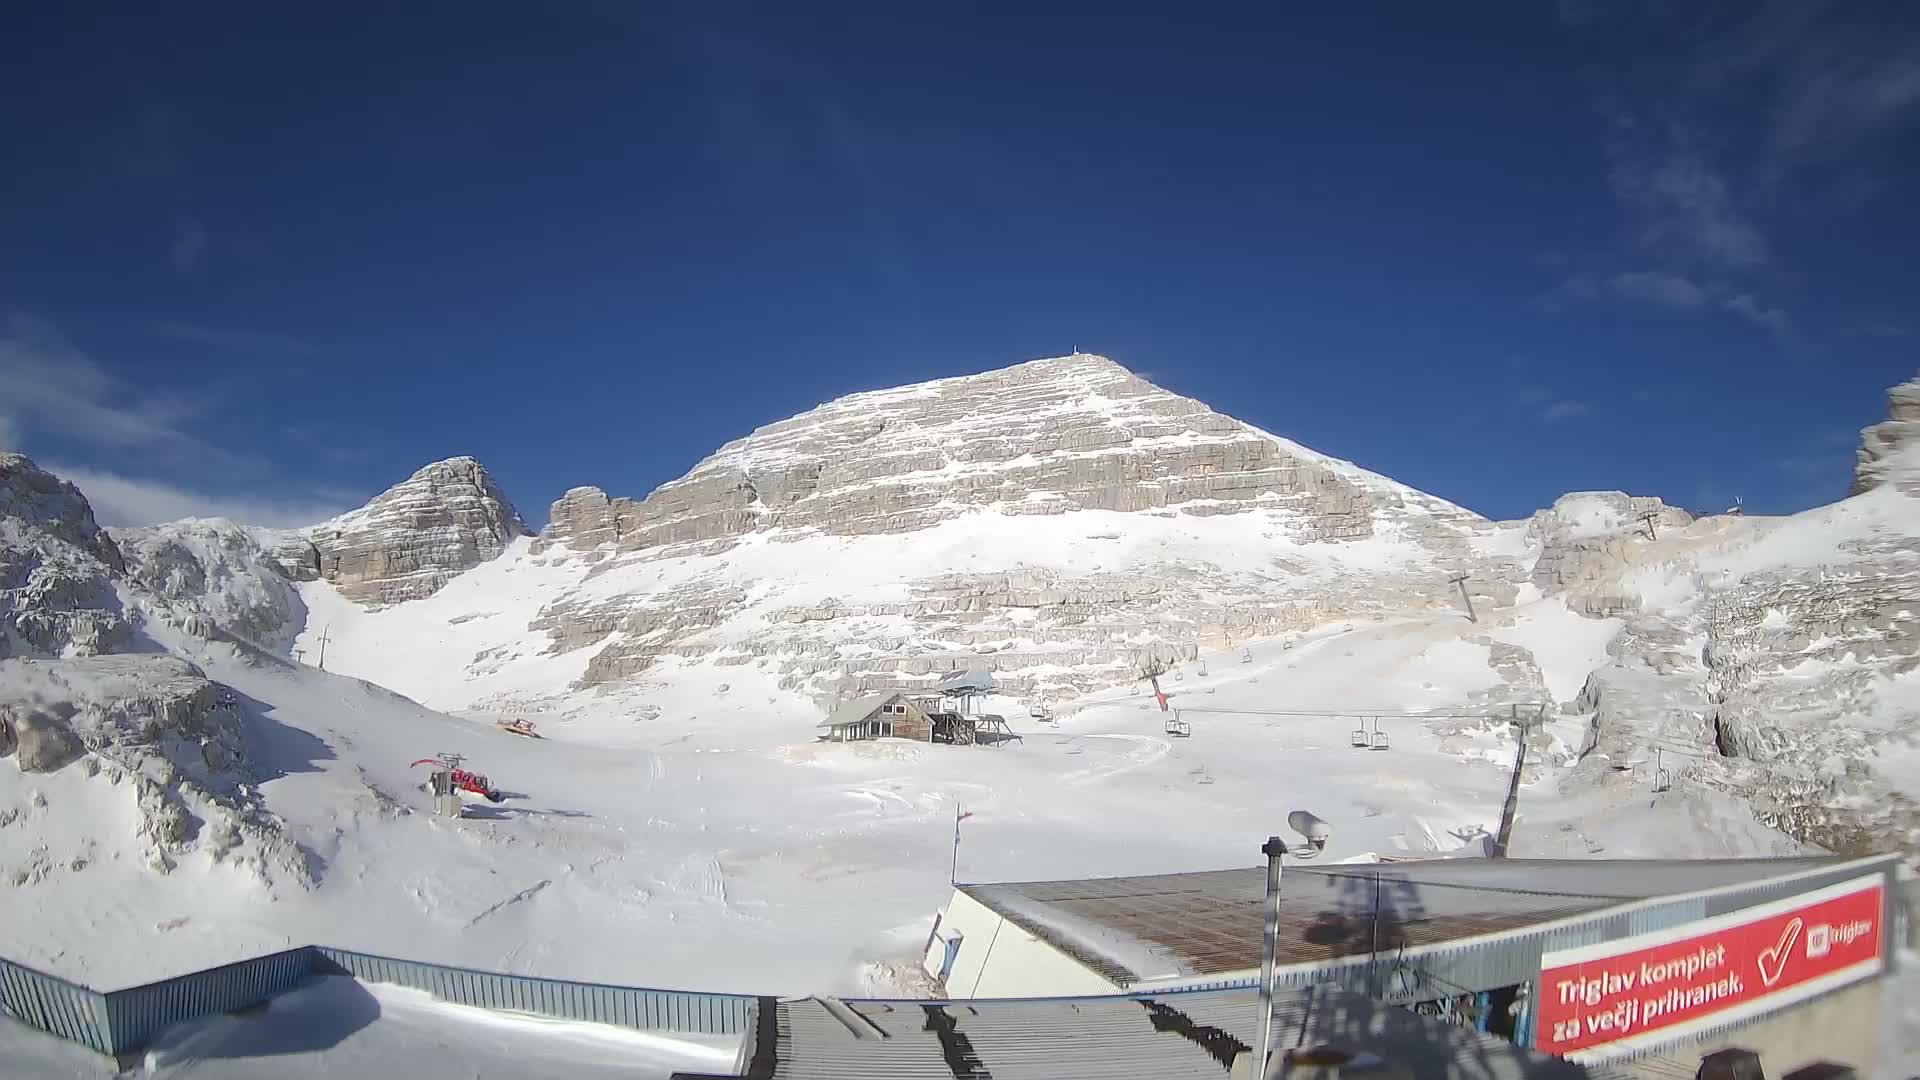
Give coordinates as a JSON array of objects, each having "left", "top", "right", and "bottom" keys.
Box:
[
  {"left": 273, "top": 456, "right": 529, "bottom": 606},
  {"left": 540, "top": 354, "right": 1479, "bottom": 555},
  {"left": 517, "top": 355, "right": 1515, "bottom": 698}
]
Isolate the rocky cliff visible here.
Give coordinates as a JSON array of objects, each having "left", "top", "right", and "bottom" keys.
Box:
[
  {"left": 289, "top": 456, "right": 529, "bottom": 606},
  {"left": 1852, "top": 375, "right": 1920, "bottom": 496},
  {"left": 0, "top": 453, "right": 130, "bottom": 658}
]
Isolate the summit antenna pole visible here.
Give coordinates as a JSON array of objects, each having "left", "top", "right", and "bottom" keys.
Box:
[
  {"left": 316, "top": 625, "right": 332, "bottom": 671},
  {"left": 1256, "top": 835, "right": 1284, "bottom": 1080}
]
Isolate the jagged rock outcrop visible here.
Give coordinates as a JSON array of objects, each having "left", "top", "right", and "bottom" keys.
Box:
[
  {"left": 1851, "top": 375, "right": 1920, "bottom": 496},
  {"left": 308, "top": 456, "right": 529, "bottom": 606},
  {"left": 0, "top": 453, "right": 131, "bottom": 658},
  {"left": 1527, "top": 492, "right": 1692, "bottom": 605},
  {"left": 536, "top": 355, "right": 1477, "bottom": 555},
  {"left": 113, "top": 519, "right": 308, "bottom": 651}
]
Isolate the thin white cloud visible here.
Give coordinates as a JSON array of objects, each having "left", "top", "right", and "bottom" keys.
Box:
[
  {"left": 1850, "top": 321, "right": 1912, "bottom": 339},
  {"left": 146, "top": 320, "right": 330, "bottom": 361},
  {"left": 1541, "top": 400, "right": 1591, "bottom": 422},
  {"left": 0, "top": 315, "right": 235, "bottom": 461},
  {"left": 42, "top": 462, "right": 346, "bottom": 529},
  {"left": 1539, "top": 274, "right": 1601, "bottom": 311},
  {"left": 0, "top": 413, "right": 17, "bottom": 451},
  {"left": 1722, "top": 293, "right": 1793, "bottom": 339},
  {"left": 1610, "top": 149, "right": 1771, "bottom": 269},
  {"left": 171, "top": 221, "right": 207, "bottom": 271},
  {"left": 1609, "top": 270, "right": 1708, "bottom": 309}
]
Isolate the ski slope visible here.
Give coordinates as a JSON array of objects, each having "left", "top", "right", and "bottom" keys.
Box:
[{"left": 6, "top": 606, "right": 1599, "bottom": 997}]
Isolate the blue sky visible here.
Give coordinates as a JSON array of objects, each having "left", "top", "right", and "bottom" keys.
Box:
[{"left": 2, "top": 4, "right": 1914, "bottom": 528}]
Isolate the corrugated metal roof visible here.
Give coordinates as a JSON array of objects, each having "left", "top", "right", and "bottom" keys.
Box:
[
  {"left": 744, "top": 986, "right": 1612, "bottom": 1080},
  {"left": 821, "top": 693, "right": 900, "bottom": 729},
  {"left": 957, "top": 855, "right": 1856, "bottom": 987}
]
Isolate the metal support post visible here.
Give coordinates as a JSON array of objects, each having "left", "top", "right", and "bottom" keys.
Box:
[{"left": 1257, "top": 835, "right": 1285, "bottom": 1080}]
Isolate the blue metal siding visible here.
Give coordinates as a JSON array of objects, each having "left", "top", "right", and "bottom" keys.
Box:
[
  {"left": 310, "top": 947, "right": 756, "bottom": 1035},
  {"left": 0, "top": 954, "right": 114, "bottom": 1054},
  {"left": 101, "top": 945, "right": 314, "bottom": 1054}
]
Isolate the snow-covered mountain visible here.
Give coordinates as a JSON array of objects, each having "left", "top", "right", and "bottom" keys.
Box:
[
  {"left": 2, "top": 357, "right": 1916, "bottom": 1001},
  {"left": 296, "top": 354, "right": 1541, "bottom": 715}
]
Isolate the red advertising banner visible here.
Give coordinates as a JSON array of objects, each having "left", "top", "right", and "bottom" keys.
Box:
[{"left": 1535, "top": 874, "right": 1884, "bottom": 1058}]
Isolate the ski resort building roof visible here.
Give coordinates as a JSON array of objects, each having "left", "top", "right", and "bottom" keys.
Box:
[{"left": 939, "top": 854, "right": 1884, "bottom": 995}]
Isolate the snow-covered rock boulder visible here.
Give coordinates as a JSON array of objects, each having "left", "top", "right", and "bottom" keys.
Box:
[
  {"left": 0, "top": 453, "right": 131, "bottom": 658},
  {"left": 113, "top": 518, "right": 308, "bottom": 651}
]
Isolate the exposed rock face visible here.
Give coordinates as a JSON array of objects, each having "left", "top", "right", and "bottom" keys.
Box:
[
  {"left": 514, "top": 356, "right": 1510, "bottom": 698},
  {"left": 1852, "top": 376, "right": 1920, "bottom": 496},
  {"left": 0, "top": 453, "right": 131, "bottom": 658},
  {"left": 113, "top": 519, "right": 308, "bottom": 651},
  {"left": 0, "top": 655, "right": 235, "bottom": 774},
  {"left": 309, "top": 456, "right": 529, "bottom": 606},
  {"left": 1528, "top": 492, "right": 1692, "bottom": 600},
  {"left": 537, "top": 355, "right": 1472, "bottom": 555}
]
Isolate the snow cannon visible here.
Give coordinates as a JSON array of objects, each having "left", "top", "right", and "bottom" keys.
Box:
[{"left": 410, "top": 755, "right": 505, "bottom": 803}]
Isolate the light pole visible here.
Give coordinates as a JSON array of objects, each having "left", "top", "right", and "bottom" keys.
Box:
[
  {"left": 1256, "top": 835, "right": 1285, "bottom": 1080},
  {"left": 1256, "top": 813, "right": 1330, "bottom": 1080}
]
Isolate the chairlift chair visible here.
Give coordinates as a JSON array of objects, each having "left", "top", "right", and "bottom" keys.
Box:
[
  {"left": 1371, "top": 728, "right": 1391, "bottom": 751},
  {"left": 1350, "top": 724, "right": 1370, "bottom": 748},
  {"left": 1166, "top": 716, "right": 1191, "bottom": 738},
  {"left": 1241, "top": 649, "right": 1253, "bottom": 664}
]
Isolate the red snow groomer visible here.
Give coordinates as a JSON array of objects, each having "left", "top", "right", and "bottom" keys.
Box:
[{"left": 411, "top": 754, "right": 505, "bottom": 803}]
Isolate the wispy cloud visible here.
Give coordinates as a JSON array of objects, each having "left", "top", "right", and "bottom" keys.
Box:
[
  {"left": 1556, "top": 5, "right": 1920, "bottom": 347},
  {"left": 0, "top": 413, "right": 18, "bottom": 451},
  {"left": 1608, "top": 148, "right": 1771, "bottom": 270},
  {"left": 1845, "top": 321, "right": 1912, "bottom": 339},
  {"left": 281, "top": 422, "right": 370, "bottom": 465},
  {"left": 1608, "top": 270, "right": 1708, "bottom": 309},
  {"left": 42, "top": 462, "right": 346, "bottom": 529},
  {"left": 0, "top": 315, "right": 241, "bottom": 465},
  {"left": 1722, "top": 293, "right": 1793, "bottom": 340},
  {"left": 170, "top": 221, "right": 207, "bottom": 271},
  {"left": 1538, "top": 274, "right": 1601, "bottom": 312},
  {"left": 145, "top": 320, "right": 332, "bottom": 361},
  {"left": 1515, "top": 387, "right": 1589, "bottom": 422}
]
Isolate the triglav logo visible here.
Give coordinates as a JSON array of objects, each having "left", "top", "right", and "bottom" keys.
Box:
[{"left": 1756, "top": 918, "right": 1801, "bottom": 987}]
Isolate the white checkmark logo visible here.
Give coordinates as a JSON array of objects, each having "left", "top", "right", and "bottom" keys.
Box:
[{"left": 1758, "top": 918, "right": 1802, "bottom": 987}]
